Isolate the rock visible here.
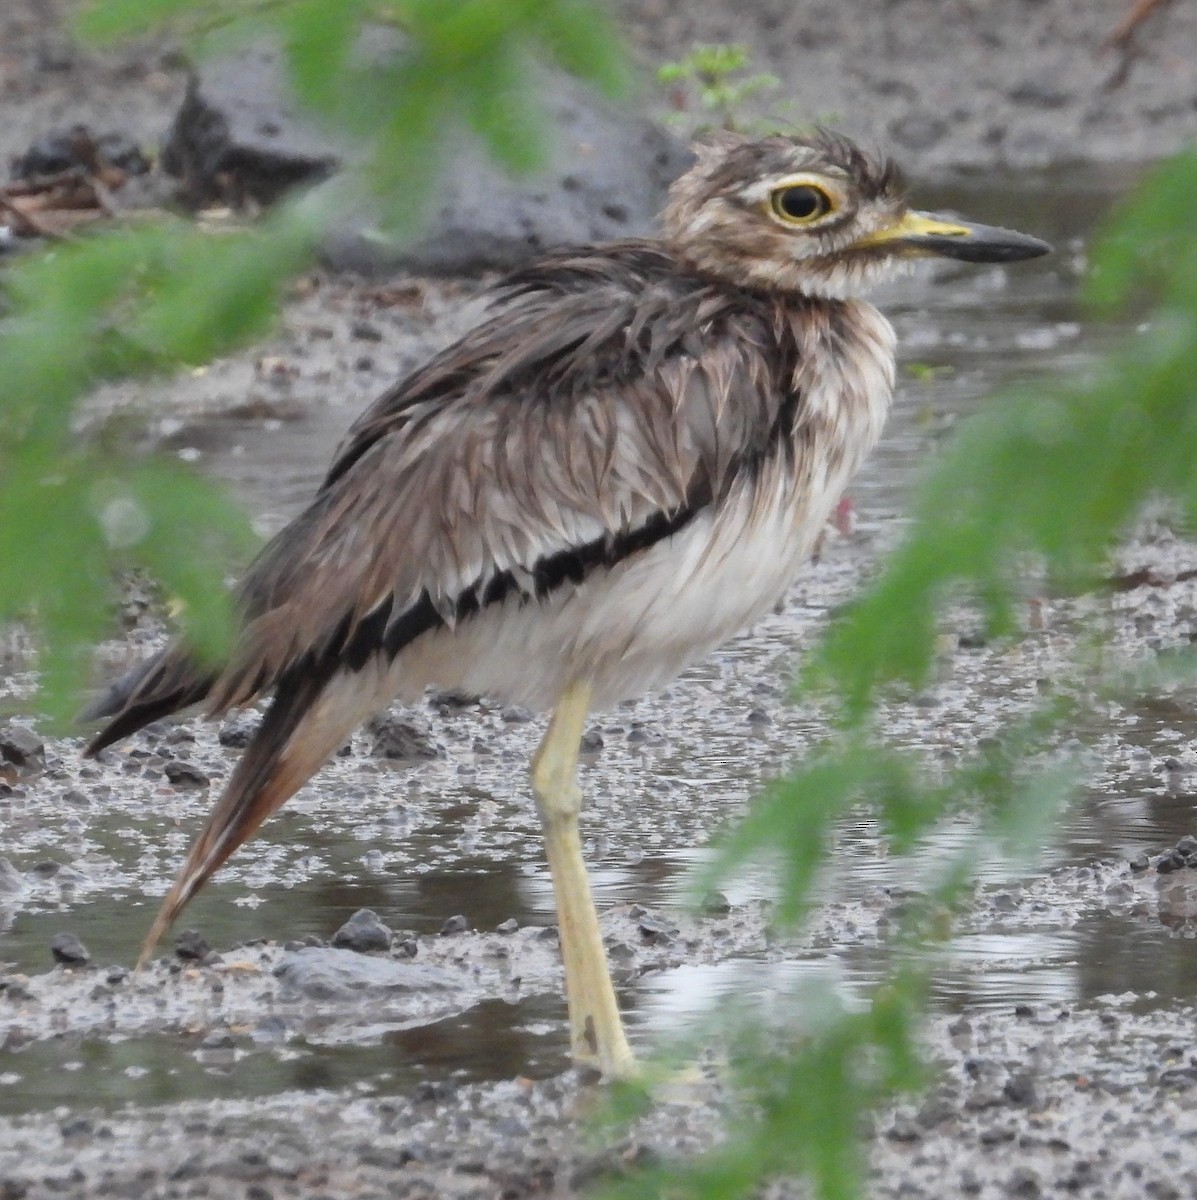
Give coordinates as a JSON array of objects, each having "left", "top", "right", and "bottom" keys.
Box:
[
  {"left": 174, "top": 929, "right": 211, "bottom": 961},
  {"left": 439, "top": 914, "right": 469, "bottom": 936},
  {"left": 496, "top": 918, "right": 519, "bottom": 934},
  {"left": 700, "top": 890, "right": 731, "bottom": 915},
  {"left": 161, "top": 42, "right": 688, "bottom": 274},
  {"left": 274, "top": 947, "right": 457, "bottom": 1001},
  {"left": 331, "top": 908, "right": 393, "bottom": 953},
  {"left": 162, "top": 54, "right": 338, "bottom": 207},
  {"left": 11, "top": 125, "right": 149, "bottom": 180},
  {"left": 164, "top": 761, "right": 211, "bottom": 788},
  {"left": 579, "top": 728, "right": 604, "bottom": 753},
  {"left": 367, "top": 713, "right": 442, "bottom": 761},
  {"left": 217, "top": 713, "right": 259, "bottom": 748},
  {"left": 0, "top": 725, "right": 43, "bottom": 767},
  {"left": 50, "top": 932, "right": 90, "bottom": 966}
]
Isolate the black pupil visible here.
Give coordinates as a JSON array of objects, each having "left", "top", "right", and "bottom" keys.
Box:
[{"left": 778, "top": 186, "right": 825, "bottom": 221}]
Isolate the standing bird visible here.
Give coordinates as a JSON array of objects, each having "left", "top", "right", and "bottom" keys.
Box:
[{"left": 85, "top": 131, "right": 1049, "bottom": 1079}]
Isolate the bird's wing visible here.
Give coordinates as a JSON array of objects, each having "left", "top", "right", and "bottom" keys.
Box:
[{"left": 207, "top": 248, "right": 800, "bottom": 711}]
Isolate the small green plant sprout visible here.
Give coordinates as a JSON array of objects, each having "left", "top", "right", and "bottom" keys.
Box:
[{"left": 657, "top": 43, "right": 780, "bottom": 133}]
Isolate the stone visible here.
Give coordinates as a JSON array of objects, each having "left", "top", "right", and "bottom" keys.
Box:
[
  {"left": 50, "top": 932, "right": 90, "bottom": 966},
  {"left": 274, "top": 947, "right": 457, "bottom": 1001},
  {"left": 331, "top": 908, "right": 393, "bottom": 953},
  {"left": 160, "top": 41, "right": 687, "bottom": 275},
  {"left": 164, "top": 761, "right": 210, "bottom": 788},
  {"left": 367, "top": 714, "right": 442, "bottom": 761},
  {"left": 174, "top": 929, "right": 211, "bottom": 961},
  {"left": 0, "top": 725, "right": 43, "bottom": 767}
]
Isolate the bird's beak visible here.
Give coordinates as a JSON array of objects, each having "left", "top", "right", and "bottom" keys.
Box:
[{"left": 856, "top": 210, "right": 1052, "bottom": 263}]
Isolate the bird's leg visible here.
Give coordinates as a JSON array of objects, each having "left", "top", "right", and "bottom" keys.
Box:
[{"left": 532, "top": 679, "right": 637, "bottom": 1079}]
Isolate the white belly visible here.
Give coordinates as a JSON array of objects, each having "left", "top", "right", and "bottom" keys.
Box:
[{"left": 386, "top": 451, "right": 852, "bottom": 711}]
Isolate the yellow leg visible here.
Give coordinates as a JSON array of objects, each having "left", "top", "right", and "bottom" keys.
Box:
[{"left": 532, "top": 680, "right": 638, "bottom": 1079}]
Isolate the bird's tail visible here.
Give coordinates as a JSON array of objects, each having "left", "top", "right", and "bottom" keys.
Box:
[
  {"left": 82, "top": 647, "right": 218, "bottom": 757},
  {"left": 136, "top": 668, "right": 365, "bottom": 967}
]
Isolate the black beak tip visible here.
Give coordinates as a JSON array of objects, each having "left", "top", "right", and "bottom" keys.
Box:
[{"left": 924, "top": 227, "right": 1053, "bottom": 264}]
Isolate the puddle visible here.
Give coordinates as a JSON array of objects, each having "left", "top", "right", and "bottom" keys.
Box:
[{"left": 7, "top": 171, "right": 1193, "bottom": 1119}]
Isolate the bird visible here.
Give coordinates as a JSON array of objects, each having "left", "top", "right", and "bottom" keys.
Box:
[{"left": 84, "top": 129, "right": 1050, "bottom": 1079}]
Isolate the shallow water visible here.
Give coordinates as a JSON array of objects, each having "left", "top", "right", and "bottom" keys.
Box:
[{"left": 8, "top": 168, "right": 1196, "bottom": 1118}]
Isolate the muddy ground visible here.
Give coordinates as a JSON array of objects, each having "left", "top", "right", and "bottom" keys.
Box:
[{"left": 4, "top": 2, "right": 1197, "bottom": 1198}]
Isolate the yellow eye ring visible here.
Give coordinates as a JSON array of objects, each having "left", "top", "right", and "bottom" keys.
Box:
[{"left": 770, "top": 184, "right": 833, "bottom": 225}]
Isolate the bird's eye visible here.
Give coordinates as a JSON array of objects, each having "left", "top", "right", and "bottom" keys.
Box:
[{"left": 770, "top": 185, "right": 833, "bottom": 225}]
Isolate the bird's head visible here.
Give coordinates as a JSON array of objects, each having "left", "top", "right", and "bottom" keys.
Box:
[{"left": 662, "top": 130, "right": 1050, "bottom": 297}]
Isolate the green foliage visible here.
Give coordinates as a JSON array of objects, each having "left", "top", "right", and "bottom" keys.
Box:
[
  {"left": 1, "top": 0, "right": 625, "bottom": 720},
  {"left": 627, "top": 144, "right": 1197, "bottom": 1200},
  {"left": 606, "top": 972, "right": 928, "bottom": 1200},
  {"left": 657, "top": 43, "right": 780, "bottom": 133}
]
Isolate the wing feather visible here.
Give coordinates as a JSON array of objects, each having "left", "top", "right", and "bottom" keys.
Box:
[{"left": 88, "top": 240, "right": 806, "bottom": 743}]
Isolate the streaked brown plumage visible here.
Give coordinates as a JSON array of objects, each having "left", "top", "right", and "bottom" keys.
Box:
[{"left": 85, "top": 130, "right": 1049, "bottom": 1076}]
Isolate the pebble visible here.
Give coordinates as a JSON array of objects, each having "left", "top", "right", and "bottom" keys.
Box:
[
  {"left": 274, "top": 947, "right": 457, "bottom": 1001},
  {"left": 368, "top": 714, "right": 442, "bottom": 761},
  {"left": 175, "top": 929, "right": 212, "bottom": 961},
  {"left": 165, "top": 761, "right": 211, "bottom": 788},
  {"left": 440, "top": 914, "right": 470, "bottom": 936},
  {"left": 49, "top": 932, "right": 90, "bottom": 966},
  {"left": 0, "top": 725, "right": 43, "bottom": 767},
  {"left": 331, "top": 908, "right": 393, "bottom": 953},
  {"left": 217, "top": 713, "right": 259, "bottom": 748}
]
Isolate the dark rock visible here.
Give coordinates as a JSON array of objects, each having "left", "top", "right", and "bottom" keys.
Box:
[
  {"left": 175, "top": 929, "right": 211, "bottom": 961},
  {"left": 1177, "top": 834, "right": 1197, "bottom": 862},
  {"left": 746, "top": 707, "right": 772, "bottom": 727},
  {"left": 350, "top": 320, "right": 382, "bottom": 341},
  {"left": 1157, "top": 850, "right": 1186, "bottom": 874},
  {"left": 165, "top": 761, "right": 210, "bottom": 788},
  {"left": 105, "top": 966, "right": 130, "bottom": 986},
  {"left": 1003, "top": 1072, "right": 1037, "bottom": 1107},
  {"left": 1129, "top": 851, "right": 1151, "bottom": 872},
  {"left": 699, "top": 890, "right": 731, "bottom": 915},
  {"left": 1008, "top": 1166, "right": 1041, "bottom": 1196},
  {"left": 274, "top": 947, "right": 458, "bottom": 1001},
  {"left": 11, "top": 126, "right": 149, "bottom": 180},
  {"left": 428, "top": 689, "right": 480, "bottom": 712},
  {"left": 367, "top": 713, "right": 442, "bottom": 761},
  {"left": 217, "top": 713, "right": 259, "bottom": 748},
  {"left": 579, "top": 728, "right": 604, "bottom": 753},
  {"left": 50, "top": 932, "right": 90, "bottom": 966},
  {"left": 0, "top": 725, "right": 43, "bottom": 767},
  {"left": 59, "top": 1116, "right": 93, "bottom": 1139},
  {"left": 885, "top": 1115, "right": 921, "bottom": 1142},
  {"left": 162, "top": 56, "right": 338, "bottom": 207},
  {"left": 501, "top": 706, "right": 533, "bottom": 724},
  {"left": 331, "top": 908, "right": 393, "bottom": 953},
  {"left": 635, "top": 911, "right": 678, "bottom": 941},
  {"left": 163, "top": 43, "right": 686, "bottom": 275},
  {"left": 439, "top": 914, "right": 470, "bottom": 936}
]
